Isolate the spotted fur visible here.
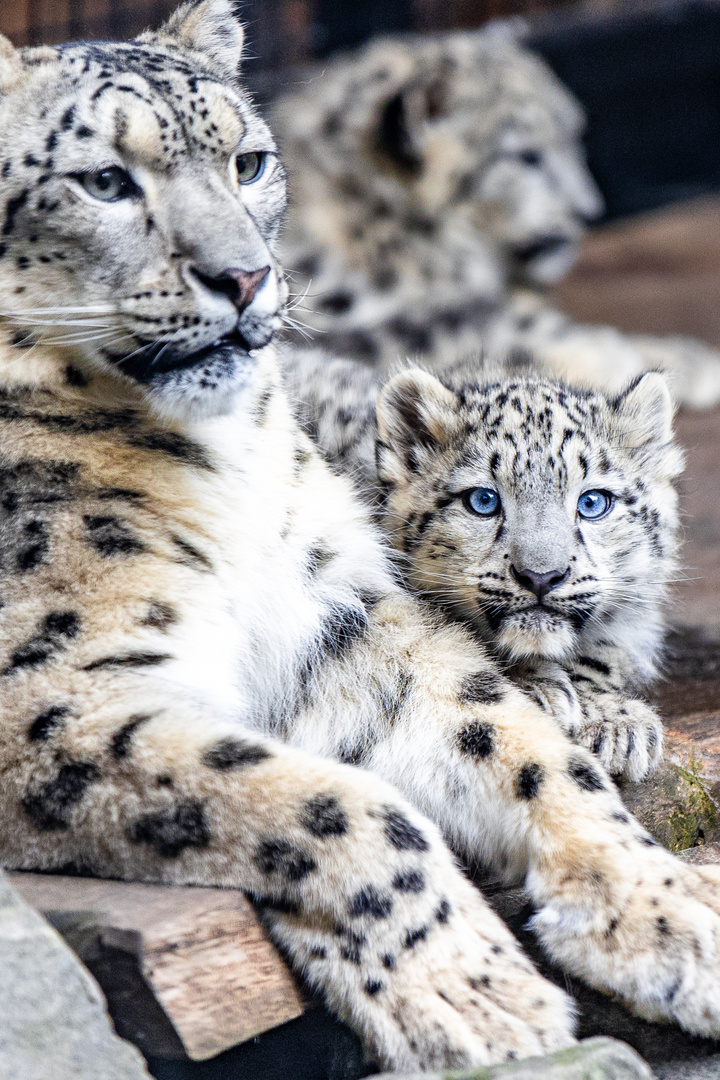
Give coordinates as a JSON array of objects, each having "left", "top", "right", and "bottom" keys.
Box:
[
  {"left": 285, "top": 355, "right": 682, "bottom": 780},
  {"left": 275, "top": 32, "right": 720, "bottom": 409},
  {"left": 2, "top": 4, "right": 720, "bottom": 1070}
]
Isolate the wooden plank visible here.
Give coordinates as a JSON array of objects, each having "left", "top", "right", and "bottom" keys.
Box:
[{"left": 8, "top": 873, "right": 304, "bottom": 1062}]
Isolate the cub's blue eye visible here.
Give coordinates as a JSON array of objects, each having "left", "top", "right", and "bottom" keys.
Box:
[
  {"left": 577, "top": 490, "right": 614, "bottom": 520},
  {"left": 463, "top": 487, "right": 501, "bottom": 517}
]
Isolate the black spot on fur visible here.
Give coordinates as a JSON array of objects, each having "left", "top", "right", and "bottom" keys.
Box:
[
  {"left": 340, "top": 943, "right": 362, "bottom": 965},
  {"left": 17, "top": 520, "right": 49, "bottom": 571},
  {"left": 28, "top": 704, "right": 71, "bottom": 741},
  {"left": 127, "top": 430, "right": 213, "bottom": 471},
  {"left": 22, "top": 761, "right": 100, "bottom": 830},
  {"left": 60, "top": 105, "right": 76, "bottom": 131},
  {"left": 404, "top": 924, "right": 429, "bottom": 949},
  {"left": 140, "top": 600, "right": 178, "bottom": 631},
  {"left": 517, "top": 763, "right": 545, "bottom": 800},
  {"left": 83, "top": 514, "right": 145, "bottom": 557},
  {"left": 129, "top": 800, "right": 211, "bottom": 857},
  {"left": 300, "top": 794, "right": 348, "bottom": 838},
  {"left": 65, "top": 364, "right": 89, "bottom": 387},
  {"left": 392, "top": 869, "right": 425, "bottom": 893},
  {"left": 577, "top": 655, "right": 611, "bottom": 676},
  {"left": 170, "top": 534, "right": 213, "bottom": 572},
  {"left": 318, "top": 604, "right": 369, "bottom": 660},
  {"left": 364, "top": 979, "right": 384, "bottom": 996},
  {"left": 318, "top": 290, "right": 354, "bottom": 315},
  {"left": 309, "top": 946, "right": 327, "bottom": 959},
  {"left": 457, "top": 720, "right": 494, "bottom": 759},
  {"left": 3, "top": 189, "right": 29, "bottom": 235},
  {"left": 469, "top": 975, "right": 492, "bottom": 991},
  {"left": 435, "top": 897, "right": 452, "bottom": 924},
  {"left": 382, "top": 953, "right": 395, "bottom": 970},
  {"left": 382, "top": 806, "right": 429, "bottom": 852},
  {"left": 349, "top": 886, "right": 393, "bottom": 919},
  {"left": 254, "top": 840, "right": 317, "bottom": 881},
  {"left": 202, "top": 737, "right": 271, "bottom": 770},
  {"left": 568, "top": 755, "right": 605, "bottom": 792},
  {"left": 110, "top": 715, "right": 153, "bottom": 759},
  {"left": 5, "top": 611, "right": 80, "bottom": 673},
  {"left": 459, "top": 671, "right": 505, "bottom": 705},
  {"left": 82, "top": 651, "right": 171, "bottom": 671}
]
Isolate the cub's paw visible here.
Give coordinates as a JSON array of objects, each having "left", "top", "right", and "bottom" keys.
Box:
[
  {"left": 516, "top": 666, "right": 583, "bottom": 737},
  {"left": 575, "top": 695, "right": 663, "bottom": 781},
  {"left": 361, "top": 888, "right": 576, "bottom": 1070}
]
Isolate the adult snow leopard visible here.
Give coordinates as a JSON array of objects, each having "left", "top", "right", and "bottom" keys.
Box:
[
  {"left": 284, "top": 349, "right": 680, "bottom": 781},
  {"left": 2, "top": 2, "right": 720, "bottom": 1071},
  {"left": 274, "top": 32, "right": 720, "bottom": 408}
]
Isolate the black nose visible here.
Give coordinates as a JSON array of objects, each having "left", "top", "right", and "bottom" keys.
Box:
[
  {"left": 193, "top": 265, "right": 270, "bottom": 313},
  {"left": 510, "top": 565, "right": 570, "bottom": 601}
]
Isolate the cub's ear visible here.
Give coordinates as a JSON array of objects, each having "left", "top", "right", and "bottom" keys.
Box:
[
  {"left": 376, "top": 77, "right": 446, "bottom": 173},
  {"left": 376, "top": 369, "right": 459, "bottom": 486},
  {"left": 0, "top": 35, "right": 25, "bottom": 93},
  {"left": 151, "top": 0, "right": 244, "bottom": 80},
  {"left": 612, "top": 371, "right": 674, "bottom": 447}
]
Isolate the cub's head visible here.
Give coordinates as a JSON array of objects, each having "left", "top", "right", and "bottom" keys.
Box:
[
  {"left": 276, "top": 29, "right": 602, "bottom": 286},
  {"left": 0, "top": 0, "right": 287, "bottom": 418},
  {"left": 377, "top": 368, "right": 683, "bottom": 665}
]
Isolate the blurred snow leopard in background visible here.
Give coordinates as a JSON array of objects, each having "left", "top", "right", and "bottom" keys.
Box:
[{"left": 275, "top": 28, "right": 720, "bottom": 408}]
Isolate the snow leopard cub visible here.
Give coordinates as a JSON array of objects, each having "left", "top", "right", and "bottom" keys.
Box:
[{"left": 286, "top": 351, "right": 683, "bottom": 781}]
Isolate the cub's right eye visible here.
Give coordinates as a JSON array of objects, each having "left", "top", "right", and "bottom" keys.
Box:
[
  {"left": 462, "top": 487, "right": 501, "bottom": 517},
  {"left": 76, "top": 167, "right": 138, "bottom": 202}
]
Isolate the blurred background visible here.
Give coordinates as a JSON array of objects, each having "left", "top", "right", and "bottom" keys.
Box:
[{"left": 3, "top": 0, "right": 720, "bottom": 220}]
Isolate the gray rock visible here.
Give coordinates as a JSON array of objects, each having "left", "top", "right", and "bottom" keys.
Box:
[
  {"left": 370, "top": 1036, "right": 655, "bottom": 1080},
  {"left": 0, "top": 869, "right": 150, "bottom": 1080}
]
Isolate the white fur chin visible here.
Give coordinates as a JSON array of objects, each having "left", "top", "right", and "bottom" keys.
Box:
[{"left": 498, "top": 612, "right": 576, "bottom": 661}]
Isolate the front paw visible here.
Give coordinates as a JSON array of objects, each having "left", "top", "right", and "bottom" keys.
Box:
[
  {"left": 535, "top": 848, "right": 720, "bottom": 1039},
  {"left": 576, "top": 697, "right": 663, "bottom": 781}
]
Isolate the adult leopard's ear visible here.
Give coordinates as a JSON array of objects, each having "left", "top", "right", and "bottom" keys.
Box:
[
  {"left": 377, "top": 369, "right": 460, "bottom": 486},
  {"left": 376, "top": 76, "right": 447, "bottom": 173},
  {"left": 149, "top": 0, "right": 244, "bottom": 80}
]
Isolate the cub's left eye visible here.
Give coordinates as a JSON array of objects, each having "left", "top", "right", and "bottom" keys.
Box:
[
  {"left": 78, "top": 167, "right": 138, "bottom": 201},
  {"left": 577, "top": 490, "right": 614, "bottom": 520},
  {"left": 463, "top": 487, "right": 501, "bottom": 517},
  {"left": 234, "top": 151, "right": 266, "bottom": 185}
]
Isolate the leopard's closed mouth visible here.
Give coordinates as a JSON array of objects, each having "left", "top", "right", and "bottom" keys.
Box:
[{"left": 108, "top": 330, "right": 253, "bottom": 383}]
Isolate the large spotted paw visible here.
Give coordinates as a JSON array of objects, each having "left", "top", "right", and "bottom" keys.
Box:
[
  {"left": 574, "top": 694, "right": 663, "bottom": 781},
  {"left": 534, "top": 845, "right": 720, "bottom": 1039},
  {"left": 272, "top": 873, "right": 575, "bottom": 1071},
  {"left": 355, "top": 882, "right": 576, "bottom": 1070}
]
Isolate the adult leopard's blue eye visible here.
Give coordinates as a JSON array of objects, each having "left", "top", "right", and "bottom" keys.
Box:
[
  {"left": 463, "top": 487, "right": 501, "bottom": 517},
  {"left": 577, "top": 490, "right": 614, "bottom": 520}
]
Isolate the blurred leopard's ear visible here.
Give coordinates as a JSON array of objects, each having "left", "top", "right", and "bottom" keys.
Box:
[
  {"left": 376, "top": 76, "right": 447, "bottom": 173},
  {"left": 376, "top": 368, "right": 460, "bottom": 487},
  {"left": 146, "top": 0, "right": 244, "bottom": 81}
]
